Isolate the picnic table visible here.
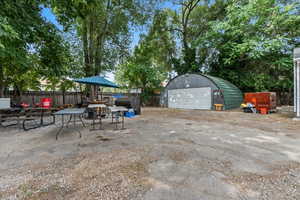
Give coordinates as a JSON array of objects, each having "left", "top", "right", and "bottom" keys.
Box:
[
  {"left": 109, "top": 106, "right": 128, "bottom": 129},
  {"left": 0, "top": 108, "right": 23, "bottom": 128},
  {"left": 88, "top": 104, "right": 107, "bottom": 131},
  {"left": 0, "top": 107, "right": 57, "bottom": 130},
  {"left": 22, "top": 107, "right": 56, "bottom": 131},
  {"left": 53, "top": 108, "right": 86, "bottom": 140}
]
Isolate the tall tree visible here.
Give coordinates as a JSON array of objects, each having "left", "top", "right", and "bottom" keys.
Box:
[
  {"left": 0, "top": 16, "right": 19, "bottom": 97},
  {"left": 0, "top": 0, "right": 71, "bottom": 97},
  {"left": 195, "top": 0, "right": 300, "bottom": 101},
  {"left": 116, "top": 10, "right": 176, "bottom": 101},
  {"left": 167, "top": 0, "right": 209, "bottom": 74},
  {"left": 136, "top": 10, "right": 176, "bottom": 75},
  {"left": 50, "top": 0, "right": 156, "bottom": 98}
]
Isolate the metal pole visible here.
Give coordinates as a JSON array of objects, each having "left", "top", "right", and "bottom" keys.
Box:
[
  {"left": 294, "top": 48, "right": 300, "bottom": 119},
  {"left": 296, "top": 60, "right": 300, "bottom": 117},
  {"left": 294, "top": 60, "right": 297, "bottom": 113}
]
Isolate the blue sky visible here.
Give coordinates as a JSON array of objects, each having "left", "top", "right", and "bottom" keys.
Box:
[{"left": 41, "top": 7, "right": 63, "bottom": 30}]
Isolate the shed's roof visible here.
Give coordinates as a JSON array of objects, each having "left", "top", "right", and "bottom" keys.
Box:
[{"left": 203, "top": 74, "right": 243, "bottom": 110}]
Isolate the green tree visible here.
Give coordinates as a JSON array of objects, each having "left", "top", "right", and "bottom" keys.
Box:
[
  {"left": 0, "top": 0, "right": 73, "bottom": 97},
  {"left": 167, "top": 0, "right": 210, "bottom": 74},
  {"left": 195, "top": 0, "right": 300, "bottom": 97},
  {"left": 0, "top": 16, "right": 19, "bottom": 96},
  {"left": 116, "top": 61, "right": 165, "bottom": 103},
  {"left": 116, "top": 10, "right": 176, "bottom": 102},
  {"left": 50, "top": 0, "right": 156, "bottom": 98},
  {"left": 136, "top": 10, "right": 176, "bottom": 75}
]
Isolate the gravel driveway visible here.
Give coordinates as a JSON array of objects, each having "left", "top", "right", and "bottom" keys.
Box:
[{"left": 0, "top": 107, "right": 300, "bottom": 200}]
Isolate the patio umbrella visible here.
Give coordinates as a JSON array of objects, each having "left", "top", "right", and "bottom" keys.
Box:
[
  {"left": 74, "top": 76, "right": 119, "bottom": 100},
  {"left": 74, "top": 76, "right": 119, "bottom": 88}
]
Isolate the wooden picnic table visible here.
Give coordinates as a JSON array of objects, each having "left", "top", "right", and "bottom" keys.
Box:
[
  {"left": 0, "top": 108, "right": 23, "bottom": 128},
  {"left": 0, "top": 107, "right": 58, "bottom": 130},
  {"left": 22, "top": 107, "right": 57, "bottom": 131}
]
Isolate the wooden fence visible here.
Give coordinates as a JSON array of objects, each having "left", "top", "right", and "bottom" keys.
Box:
[
  {"left": 5, "top": 91, "right": 142, "bottom": 110},
  {"left": 143, "top": 94, "right": 161, "bottom": 107},
  {"left": 5, "top": 91, "right": 83, "bottom": 106},
  {"left": 4, "top": 90, "right": 294, "bottom": 108}
]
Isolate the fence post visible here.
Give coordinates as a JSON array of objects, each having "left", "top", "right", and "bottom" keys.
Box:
[{"left": 62, "top": 90, "right": 65, "bottom": 105}]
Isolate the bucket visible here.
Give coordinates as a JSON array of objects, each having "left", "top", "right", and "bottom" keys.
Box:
[
  {"left": 125, "top": 111, "right": 135, "bottom": 118},
  {"left": 41, "top": 98, "right": 52, "bottom": 108},
  {"left": 260, "top": 107, "right": 268, "bottom": 115}
]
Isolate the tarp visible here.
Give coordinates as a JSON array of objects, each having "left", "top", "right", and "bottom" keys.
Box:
[{"left": 74, "top": 76, "right": 119, "bottom": 88}]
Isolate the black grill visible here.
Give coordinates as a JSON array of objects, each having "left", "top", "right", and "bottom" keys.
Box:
[{"left": 115, "top": 98, "right": 132, "bottom": 109}]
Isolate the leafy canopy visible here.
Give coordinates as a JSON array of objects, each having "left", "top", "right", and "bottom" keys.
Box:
[
  {"left": 0, "top": 0, "right": 74, "bottom": 94},
  {"left": 116, "top": 10, "right": 176, "bottom": 98},
  {"left": 194, "top": 0, "right": 300, "bottom": 92}
]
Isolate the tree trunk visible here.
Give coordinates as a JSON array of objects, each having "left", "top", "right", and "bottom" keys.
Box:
[
  {"left": 52, "top": 91, "right": 55, "bottom": 107},
  {"left": 13, "top": 85, "right": 22, "bottom": 105},
  {"left": 95, "top": 35, "right": 104, "bottom": 75},
  {"left": 62, "top": 90, "right": 66, "bottom": 105},
  {"left": 182, "top": 28, "right": 189, "bottom": 53},
  {"left": 94, "top": 13, "right": 108, "bottom": 76},
  {"left": 180, "top": 0, "right": 201, "bottom": 72},
  {"left": 88, "top": 17, "right": 95, "bottom": 73},
  {"left": 82, "top": 19, "right": 94, "bottom": 100},
  {"left": 82, "top": 20, "right": 91, "bottom": 76},
  {"left": 94, "top": 0, "right": 111, "bottom": 76}
]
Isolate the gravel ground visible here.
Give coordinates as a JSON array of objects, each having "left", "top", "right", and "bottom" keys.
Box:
[{"left": 1, "top": 107, "right": 300, "bottom": 200}]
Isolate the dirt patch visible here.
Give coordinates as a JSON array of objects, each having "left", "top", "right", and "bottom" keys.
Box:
[
  {"left": 0, "top": 148, "right": 153, "bottom": 200},
  {"left": 168, "top": 151, "right": 187, "bottom": 163},
  {"left": 226, "top": 161, "right": 300, "bottom": 199},
  {"left": 96, "top": 135, "right": 113, "bottom": 141},
  {"left": 1, "top": 107, "right": 300, "bottom": 200},
  {"left": 178, "top": 138, "right": 196, "bottom": 144},
  {"left": 144, "top": 107, "right": 300, "bottom": 135}
]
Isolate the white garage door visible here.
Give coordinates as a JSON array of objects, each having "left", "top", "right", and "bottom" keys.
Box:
[{"left": 168, "top": 87, "right": 212, "bottom": 110}]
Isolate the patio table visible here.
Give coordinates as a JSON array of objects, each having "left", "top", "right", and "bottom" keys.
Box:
[
  {"left": 53, "top": 108, "right": 86, "bottom": 140},
  {"left": 109, "top": 106, "right": 128, "bottom": 129},
  {"left": 88, "top": 104, "right": 107, "bottom": 108},
  {"left": 88, "top": 104, "right": 107, "bottom": 131}
]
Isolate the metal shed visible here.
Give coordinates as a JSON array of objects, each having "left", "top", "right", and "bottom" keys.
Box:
[{"left": 160, "top": 74, "right": 243, "bottom": 110}]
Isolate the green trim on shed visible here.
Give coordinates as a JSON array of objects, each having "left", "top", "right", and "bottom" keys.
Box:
[{"left": 204, "top": 75, "right": 243, "bottom": 110}]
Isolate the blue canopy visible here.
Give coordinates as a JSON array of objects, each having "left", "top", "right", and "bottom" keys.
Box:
[{"left": 74, "top": 76, "right": 119, "bottom": 88}]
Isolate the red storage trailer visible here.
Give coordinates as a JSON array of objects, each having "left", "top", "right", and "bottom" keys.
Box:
[{"left": 244, "top": 92, "right": 276, "bottom": 114}]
